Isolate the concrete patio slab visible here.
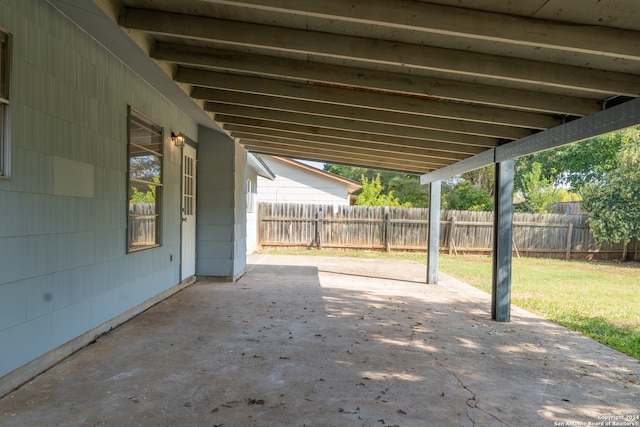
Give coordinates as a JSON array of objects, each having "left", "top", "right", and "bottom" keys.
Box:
[{"left": 1, "top": 254, "right": 638, "bottom": 426}]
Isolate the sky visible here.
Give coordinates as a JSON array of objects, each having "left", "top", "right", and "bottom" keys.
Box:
[{"left": 295, "top": 159, "right": 326, "bottom": 170}]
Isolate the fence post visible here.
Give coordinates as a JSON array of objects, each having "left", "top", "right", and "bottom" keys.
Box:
[
  {"left": 384, "top": 208, "right": 391, "bottom": 253},
  {"left": 315, "top": 209, "right": 323, "bottom": 250},
  {"left": 622, "top": 241, "right": 628, "bottom": 261},
  {"left": 448, "top": 216, "right": 456, "bottom": 255},
  {"left": 565, "top": 222, "right": 573, "bottom": 260},
  {"left": 257, "top": 203, "right": 263, "bottom": 249}
]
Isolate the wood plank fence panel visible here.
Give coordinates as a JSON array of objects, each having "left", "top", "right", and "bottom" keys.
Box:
[{"left": 258, "top": 203, "right": 639, "bottom": 260}]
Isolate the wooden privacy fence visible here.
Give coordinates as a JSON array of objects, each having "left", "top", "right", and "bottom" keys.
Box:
[
  {"left": 128, "top": 203, "right": 158, "bottom": 247},
  {"left": 258, "top": 203, "right": 640, "bottom": 261}
]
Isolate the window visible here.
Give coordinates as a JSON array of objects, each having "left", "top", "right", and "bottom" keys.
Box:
[
  {"left": 247, "top": 178, "right": 255, "bottom": 213},
  {"left": 127, "top": 108, "right": 163, "bottom": 252},
  {"left": 0, "top": 29, "right": 10, "bottom": 178}
]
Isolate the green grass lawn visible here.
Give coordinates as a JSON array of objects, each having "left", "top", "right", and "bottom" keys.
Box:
[{"left": 258, "top": 248, "right": 640, "bottom": 359}]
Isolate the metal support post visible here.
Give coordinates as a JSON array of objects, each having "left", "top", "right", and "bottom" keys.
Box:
[
  {"left": 427, "top": 181, "right": 441, "bottom": 284},
  {"left": 492, "top": 160, "right": 514, "bottom": 322}
]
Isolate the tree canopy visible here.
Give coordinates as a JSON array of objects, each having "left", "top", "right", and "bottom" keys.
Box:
[
  {"left": 324, "top": 126, "right": 640, "bottom": 239},
  {"left": 515, "top": 162, "right": 563, "bottom": 213},
  {"left": 354, "top": 174, "right": 410, "bottom": 207},
  {"left": 580, "top": 140, "right": 640, "bottom": 244},
  {"left": 515, "top": 127, "right": 639, "bottom": 192}
]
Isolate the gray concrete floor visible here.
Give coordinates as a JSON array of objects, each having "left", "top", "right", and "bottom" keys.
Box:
[{"left": 1, "top": 254, "right": 639, "bottom": 427}]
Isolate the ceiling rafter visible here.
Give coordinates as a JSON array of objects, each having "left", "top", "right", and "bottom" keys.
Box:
[
  {"left": 241, "top": 140, "right": 439, "bottom": 172},
  {"left": 120, "top": 8, "right": 640, "bottom": 95},
  {"left": 200, "top": 95, "right": 530, "bottom": 140},
  {"left": 219, "top": 118, "right": 487, "bottom": 155},
  {"left": 83, "top": 0, "right": 640, "bottom": 174},
  {"left": 153, "top": 43, "right": 599, "bottom": 116},
  {"left": 176, "top": 68, "right": 560, "bottom": 129},
  {"left": 246, "top": 147, "right": 432, "bottom": 173},
  {"left": 214, "top": 113, "right": 497, "bottom": 149},
  {"left": 203, "top": 0, "right": 640, "bottom": 61},
  {"left": 226, "top": 127, "right": 469, "bottom": 162}
]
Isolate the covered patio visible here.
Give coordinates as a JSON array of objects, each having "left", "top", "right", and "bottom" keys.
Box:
[{"left": 1, "top": 254, "right": 637, "bottom": 426}]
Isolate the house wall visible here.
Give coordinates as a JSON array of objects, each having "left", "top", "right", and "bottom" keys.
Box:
[
  {"left": 196, "top": 127, "right": 247, "bottom": 280},
  {"left": 0, "top": 0, "right": 207, "bottom": 391},
  {"left": 246, "top": 168, "right": 259, "bottom": 254},
  {"left": 257, "top": 158, "right": 350, "bottom": 205},
  {"left": 233, "top": 145, "right": 248, "bottom": 271}
]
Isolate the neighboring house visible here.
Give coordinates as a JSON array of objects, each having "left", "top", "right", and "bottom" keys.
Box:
[
  {"left": 257, "top": 156, "right": 362, "bottom": 206},
  {"left": 246, "top": 154, "right": 275, "bottom": 254}
]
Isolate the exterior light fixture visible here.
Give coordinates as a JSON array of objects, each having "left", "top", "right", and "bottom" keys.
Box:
[{"left": 171, "top": 132, "right": 185, "bottom": 147}]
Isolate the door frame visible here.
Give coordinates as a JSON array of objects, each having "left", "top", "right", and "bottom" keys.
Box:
[{"left": 180, "top": 142, "right": 197, "bottom": 281}]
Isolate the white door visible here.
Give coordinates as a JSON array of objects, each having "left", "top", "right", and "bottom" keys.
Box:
[{"left": 181, "top": 145, "right": 197, "bottom": 280}]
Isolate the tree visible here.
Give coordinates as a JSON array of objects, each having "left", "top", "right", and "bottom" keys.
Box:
[
  {"left": 323, "top": 164, "right": 403, "bottom": 186},
  {"left": 581, "top": 142, "right": 640, "bottom": 244},
  {"left": 444, "top": 180, "right": 493, "bottom": 211},
  {"left": 355, "top": 174, "right": 411, "bottom": 207},
  {"left": 460, "top": 165, "right": 495, "bottom": 196},
  {"left": 325, "top": 164, "right": 427, "bottom": 206},
  {"left": 516, "top": 162, "right": 563, "bottom": 213},
  {"left": 387, "top": 175, "right": 430, "bottom": 207},
  {"left": 515, "top": 127, "right": 640, "bottom": 192}
]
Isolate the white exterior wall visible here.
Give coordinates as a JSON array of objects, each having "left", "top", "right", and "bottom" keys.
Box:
[
  {"left": 257, "top": 158, "right": 350, "bottom": 205},
  {"left": 246, "top": 168, "right": 259, "bottom": 254}
]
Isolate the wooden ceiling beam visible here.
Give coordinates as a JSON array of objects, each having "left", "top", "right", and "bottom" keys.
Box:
[
  {"left": 153, "top": 43, "right": 599, "bottom": 116},
  {"left": 220, "top": 118, "right": 487, "bottom": 155},
  {"left": 214, "top": 112, "right": 498, "bottom": 148},
  {"left": 228, "top": 128, "right": 467, "bottom": 162},
  {"left": 203, "top": 0, "right": 640, "bottom": 61},
  {"left": 247, "top": 147, "right": 431, "bottom": 173},
  {"left": 178, "top": 68, "right": 559, "bottom": 129},
  {"left": 200, "top": 94, "right": 530, "bottom": 140},
  {"left": 120, "top": 8, "right": 640, "bottom": 95},
  {"left": 241, "top": 140, "right": 439, "bottom": 172}
]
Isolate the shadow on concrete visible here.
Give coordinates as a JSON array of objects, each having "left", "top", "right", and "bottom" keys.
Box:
[{"left": 0, "top": 254, "right": 638, "bottom": 427}]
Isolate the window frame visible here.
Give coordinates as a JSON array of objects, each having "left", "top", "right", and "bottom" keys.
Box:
[
  {"left": 127, "top": 107, "right": 164, "bottom": 253},
  {"left": 0, "top": 28, "right": 11, "bottom": 179},
  {"left": 247, "top": 178, "right": 255, "bottom": 213}
]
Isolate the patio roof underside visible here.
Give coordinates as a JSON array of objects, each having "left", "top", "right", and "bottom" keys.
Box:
[{"left": 102, "top": 0, "right": 640, "bottom": 174}]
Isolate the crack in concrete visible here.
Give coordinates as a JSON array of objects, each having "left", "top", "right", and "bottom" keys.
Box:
[
  {"left": 466, "top": 409, "right": 476, "bottom": 426},
  {"left": 429, "top": 353, "right": 509, "bottom": 426}
]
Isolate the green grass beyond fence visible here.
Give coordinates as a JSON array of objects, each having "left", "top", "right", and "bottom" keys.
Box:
[{"left": 258, "top": 248, "right": 640, "bottom": 359}]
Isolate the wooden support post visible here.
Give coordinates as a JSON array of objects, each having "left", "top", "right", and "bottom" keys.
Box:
[
  {"left": 565, "top": 222, "right": 573, "bottom": 261},
  {"left": 384, "top": 208, "right": 391, "bottom": 253},
  {"left": 315, "top": 209, "right": 323, "bottom": 250},
  {"left": 257, "top": 203, "right": 263, "bottom": 250},
  {"left": 427, "top": 181, "right": 441, "bottom": 284},
  {"left": 622, "top": 241, "right": 628, "bottom": 261},
  {"left": 492, "top": 160, "right": 514, "bottom": 322},
  {"left": 448, "top": 216, "right": 456, "bottom": 255}
]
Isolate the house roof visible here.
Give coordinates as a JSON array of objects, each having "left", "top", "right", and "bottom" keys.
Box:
[
  {"left": 49, "top": 0, "right": 640, "bottom": 178},
  {"left": 266, "top": 156, "right": 362, "bottom": 194},
  {"left": 247, "top": 153, "right": 276, "bottom": 180}
]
